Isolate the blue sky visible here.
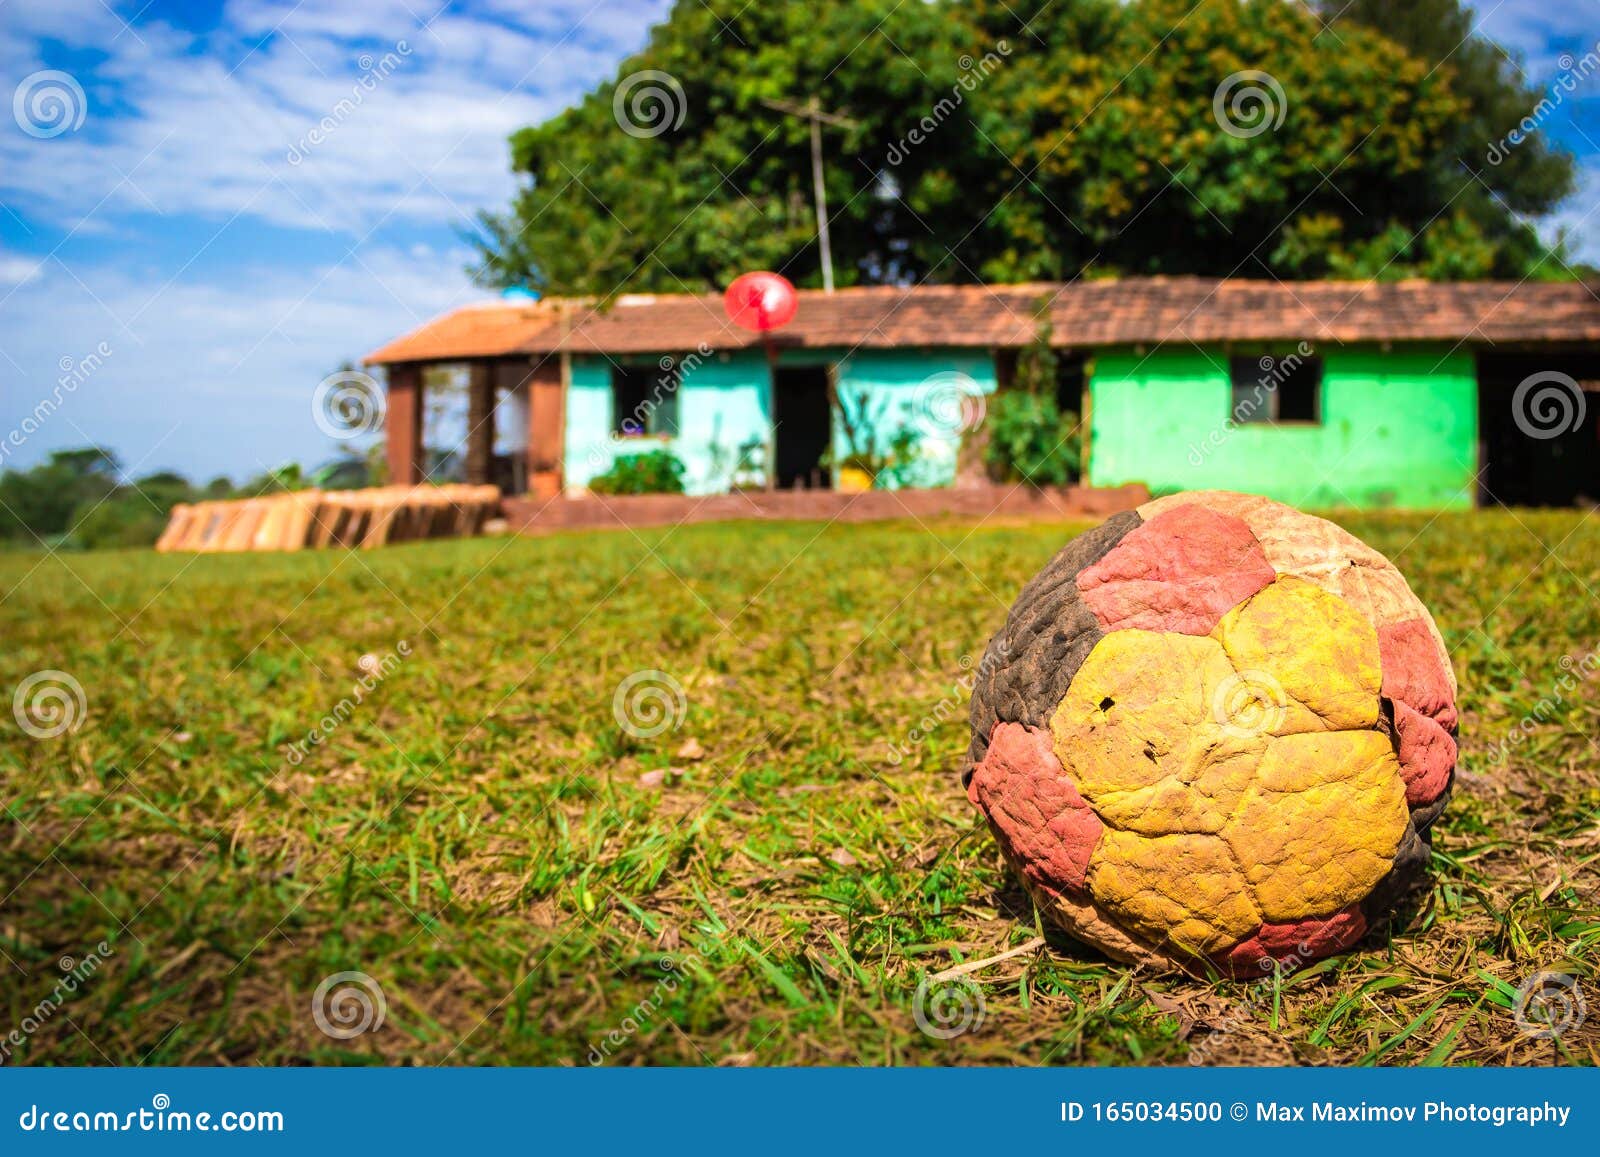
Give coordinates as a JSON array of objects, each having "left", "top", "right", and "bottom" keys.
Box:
[{"left": 0, "top": 0, "right": 1596, "bottom": 484}]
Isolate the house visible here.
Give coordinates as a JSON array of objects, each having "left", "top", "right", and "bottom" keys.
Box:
[{"left": 363, "top": 277, "right": 1600, "bottom": 510}]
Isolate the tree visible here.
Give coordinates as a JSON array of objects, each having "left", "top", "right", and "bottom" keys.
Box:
[
  {"left": 472, "top": 0, "right": 960, "bottom": 295},
  {"left": 1316, "top": 0, "right": 1580, "bottom": 278},
  {"left": 0, "top": 447, "right": 120, "bottom": 544},
  {"left": 472, "top": 0, "right": 1582, "bottom": 292}
]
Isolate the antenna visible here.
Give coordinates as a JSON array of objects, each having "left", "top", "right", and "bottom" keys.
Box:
[{"left": 761, "top": 97, "right": 859, "bottom": 293}]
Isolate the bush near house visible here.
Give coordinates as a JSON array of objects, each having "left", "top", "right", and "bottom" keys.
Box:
[
  {"left": 982, "top": 392, "right": 1082, "bottom": 486},
  {"left": 587, "top": 449, "right": 688, "bottom": 495},
  {"left": 981, "top": 316, "right": 1082, "bottom": 486}
]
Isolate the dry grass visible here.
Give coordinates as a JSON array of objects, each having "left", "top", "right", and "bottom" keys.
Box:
[{"left": 0, "top": 509, "right": 1596, "bottom": 1066}]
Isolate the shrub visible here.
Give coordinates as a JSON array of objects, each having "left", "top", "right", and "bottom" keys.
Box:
[
  {"left": 68, "top": 492, "right": 172, "bottom": 550},
  {"left": 588, "top": 450, "right": 687, "bottom": 495},
  {"left": 982, "top": 392, "right": 1082, "bottom": 486}
]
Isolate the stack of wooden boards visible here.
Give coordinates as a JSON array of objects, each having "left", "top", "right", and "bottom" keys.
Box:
[{"left": 154, "top": 485, "right": 502, "bottom": 552}]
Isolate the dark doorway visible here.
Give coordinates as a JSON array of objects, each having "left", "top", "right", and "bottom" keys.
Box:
[
  {"left": 773, "top": 365, "right": 834, "bottom": 489},
  {"left": 1477, "top": 352, "right": 1600, "bottom": 507}
]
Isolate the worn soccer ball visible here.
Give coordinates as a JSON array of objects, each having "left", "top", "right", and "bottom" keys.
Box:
[{"left": 966, "top": 491, "right": 1456, "bottom": 975}]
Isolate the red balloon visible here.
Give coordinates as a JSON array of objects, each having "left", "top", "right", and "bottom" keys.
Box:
[{"left": 724, "top": 271, "right": 799, "bottom": 332}]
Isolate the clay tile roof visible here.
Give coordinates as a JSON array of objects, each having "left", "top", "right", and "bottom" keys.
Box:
[
  {"left": 364, "top": 278, "right": 1600, "bottom": 364},
  {"left": 363, "top": 301, "right": 564, "bottom": 363}
]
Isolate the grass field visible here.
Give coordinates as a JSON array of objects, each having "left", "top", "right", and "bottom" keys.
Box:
[{"left": 2, "top": 509, "right": 1597, "bottom": 1066}]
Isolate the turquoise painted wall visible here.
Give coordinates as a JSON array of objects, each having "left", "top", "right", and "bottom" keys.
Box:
[
  {"left": 833, "top": 349, "right": 998, "bottom": 489},
  {"left": 1086, "top": 345, "right": 1478, "bottom": 509},
  {"left": 565, "top": 350, "right": 771, "bottom": 495},
  {"left": 564, "top": 347, "right": 998, "bottom": 495}
]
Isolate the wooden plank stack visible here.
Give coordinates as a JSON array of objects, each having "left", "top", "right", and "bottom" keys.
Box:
[{"left": 155, "top": 485, "right": 501, "bottom": 553}]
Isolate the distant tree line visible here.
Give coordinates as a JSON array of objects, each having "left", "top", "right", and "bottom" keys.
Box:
[{"left": 0, "top": 447, "right": 379, "bottom": 551}]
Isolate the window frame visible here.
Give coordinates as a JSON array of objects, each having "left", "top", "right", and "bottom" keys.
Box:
[
  {"left": 1227, "top": 351, "right": 1324, "bottom": 427},
  {"left": 610, "top": 360, "right": 682, "bottom": 439}
]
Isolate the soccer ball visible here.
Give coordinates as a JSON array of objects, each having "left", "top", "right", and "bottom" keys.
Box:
[{"left": 966, "top": 491, "right": 1455, "bottom": 975}]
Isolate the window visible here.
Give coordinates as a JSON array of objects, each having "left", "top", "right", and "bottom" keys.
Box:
[
  {"left": 1229, "top": 353, "right": 1322, "bottom": 425},
  {"left": 611, "top": 363, "right": 680, "bottom": 437}
]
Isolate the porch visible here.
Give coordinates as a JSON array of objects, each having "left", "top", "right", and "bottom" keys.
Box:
[{"left": 382, "top": 356, "right": 566, "bottom": 498}]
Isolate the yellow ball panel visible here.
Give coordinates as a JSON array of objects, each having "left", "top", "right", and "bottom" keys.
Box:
[
  {"left": 1211, "top": 576, "right": 1382, "bottom": 733},
  {"left": 1225, "top": 730, "right": 1408, "bottom": 921},
  {"left": 1088, "top": 829, "right": 1262, "bottom": 956},
  {"left": 1049, "top": 629, "right": 1237, "bottom": 803}
]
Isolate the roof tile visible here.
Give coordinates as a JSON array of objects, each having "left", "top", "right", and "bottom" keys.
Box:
[{"left": 363, "top": 278, "right": 1600, "bottom": 364}]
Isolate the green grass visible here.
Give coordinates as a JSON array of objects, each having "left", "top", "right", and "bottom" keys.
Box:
[{"left": 1, "top": 510, "right": 1597, "bottom": 1066}]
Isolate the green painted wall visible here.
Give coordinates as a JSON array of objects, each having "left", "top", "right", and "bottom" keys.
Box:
[
  {"left": 565, "top": 347, "right": 996, "bottom": 495},
  {"left": 1086, "top": 345, "right": 1478, "bottom": 509}
]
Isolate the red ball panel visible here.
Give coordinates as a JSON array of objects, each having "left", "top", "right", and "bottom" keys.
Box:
[
  {"left": 968, "top": 722, "right": 1101, "bottom": 895},
  {"left": 1378, "top": 618, "right": 1457, "bottom": 731},
  {"left": 1215, "top": 904, "right": 1368, "bottom": 975},
  {"left": 1392, "top": 700, "right": 1456, "bottom": 805},
  {"left": 1075, "top": 504, "right": 1276, "bottom": 636}
]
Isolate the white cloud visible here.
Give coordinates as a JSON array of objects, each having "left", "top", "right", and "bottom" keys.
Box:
[
  {"left": 0, "top": 0, "right": 663, "bottom": 237},
  {"left": 0, "top": 255, "right": 43, "bottom": 286},
  {"left": 1470, "top": 0, "right": 1600, "bottom": 76},
  {"left": 1541, "top": 156, "right": 1600, "bottom": 267},
  {"left": 0, "top": 0, "right": 675, "bottom": 479},
  {"left": 0, "top": 241, "right": 494, "bottom": 481}
]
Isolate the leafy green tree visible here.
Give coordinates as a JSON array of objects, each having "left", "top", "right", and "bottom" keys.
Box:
[
  {"left": 1316, "top": 0, "right": 1580, "bottom": 278},
  {"left": 473, "top": 0, "right": 960, "bottom": 295},
  {"left": 0, "top": 447, "right": 120, "bottom": 544},
  {"left": 473, "top": 0, "right": 1580, "bottom": 291}
]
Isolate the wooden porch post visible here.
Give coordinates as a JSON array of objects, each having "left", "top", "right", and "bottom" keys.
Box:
[
  {"left": 385, "top": 362, "right": 424, "bottom": 485},
  {"left": 466, "top": 360, "right": 495, "bottom": 486},
  {"left": 525, "top": 356, "right": 565, "bottom": 499}
]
